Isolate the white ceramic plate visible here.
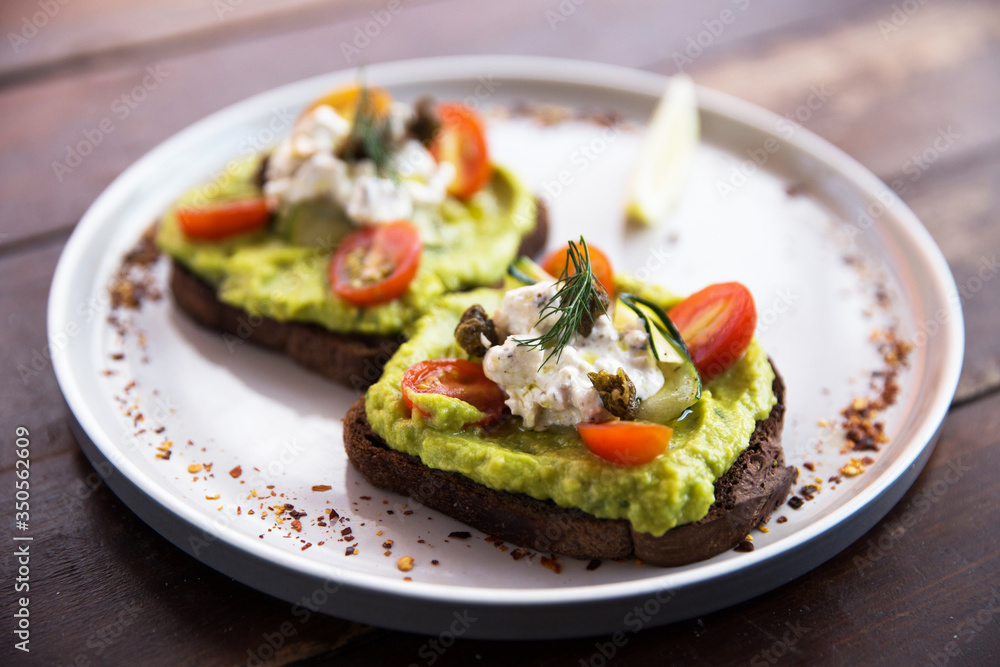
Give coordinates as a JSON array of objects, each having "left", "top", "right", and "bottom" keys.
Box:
[{"left": 49, "top": 56, "right": 964, "bottom": 639}]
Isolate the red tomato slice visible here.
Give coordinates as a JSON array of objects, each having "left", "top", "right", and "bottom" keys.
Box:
[
  {"left": 668, "top": 282, "right": 757, "bottom": 382},
  {"left": 542, "top": 243, "right": 614, "bottom": 294},
  {"left": 329, "top": 221, "right": 422, "bottom": 307},
  {"left": 577, "top": 421, "right": 673, "bottom": 466},
  {"left": 401, "top": 359, "right": 506, "bottom": 427},
  {"left": 430, "top": 103, "right": 492, "bottom": 199},
  {"left": 176, "top": 198, "right": 270, "bottom": 241}
]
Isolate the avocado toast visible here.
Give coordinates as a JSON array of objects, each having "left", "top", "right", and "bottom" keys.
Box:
[
  {"left": 344, "top": 241, "right": 793, "bottom": 566},
  {"left": 157, "top": 85, "right": 547, "bottom": 389}
]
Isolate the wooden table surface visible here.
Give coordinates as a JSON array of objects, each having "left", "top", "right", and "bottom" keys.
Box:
[{"left": 3, "top": 0, "right": 999, "bottom": 664}]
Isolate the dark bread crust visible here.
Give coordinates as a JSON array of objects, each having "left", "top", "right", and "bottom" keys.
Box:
[
  {"left": 343, "top": 367, "right": 792, "bottom": 566},
  {"left": 167, "top": 199, "right": 549, "bottom": 391},
  {"left": 170, "top": 263, "right": 404, "bottom": 392}
]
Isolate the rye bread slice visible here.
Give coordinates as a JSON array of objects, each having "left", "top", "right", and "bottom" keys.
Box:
[
  {"left": 343, "top": 367, "right": 792, "bottom": 566},
  {"left": 167, "top": 199, "right": 549, "bottom": 391}
]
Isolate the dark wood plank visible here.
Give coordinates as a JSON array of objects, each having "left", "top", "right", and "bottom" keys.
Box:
[
  {"left": 903, "top": 152, "right": 1000, "bottom": 403},
  {"left": 0, "top": 238, "right": 71, "bottom": 471},
  {"left": 687, "top": 0, "right": 1000, "bottom": 180},
  {"left": 0, "top": 0, "right": 876, "bottom": 246},
  {"left": 2, "top": 447, "right": 374, "bottom": 666},
  {"left": 0, "top": 0, "right": 401, "bottom": 80},
  {"left": 252, "top": 391, "right": 1000, "bottom": 666}
]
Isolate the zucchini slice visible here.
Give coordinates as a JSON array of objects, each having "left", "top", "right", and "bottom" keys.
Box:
[
  {"left": 275, "top": 199, "right": 353, "bottom": 249},
  {"left": 619, "top": 292, "right": 701, "bottom": 424},
  {"left": 504, "top": 256, "right": 555, "bottom": 289}
]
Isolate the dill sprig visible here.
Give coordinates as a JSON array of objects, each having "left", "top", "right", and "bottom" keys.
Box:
[
  {"left": 516, "top": 237, "right": 609, "bottom": 369},
  {"left": 340, "top": 82, "right": 396, "bottom": 179}
]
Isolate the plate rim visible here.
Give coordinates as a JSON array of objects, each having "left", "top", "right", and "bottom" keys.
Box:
[{"left": 48, "top": 55, "right": 965, "bottom": 613}]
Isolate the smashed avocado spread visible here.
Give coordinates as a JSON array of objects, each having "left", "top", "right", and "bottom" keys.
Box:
[
  {"left": 156, "top": 156, "right": 536, "bottom": 335},
  {"left": 365, "top": 281, "right": 777, "bottom": 537}
]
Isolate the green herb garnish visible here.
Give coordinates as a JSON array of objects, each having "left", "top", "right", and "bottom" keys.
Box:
[
  {"left": 339, "top": 81, "right": 396, "bottom": 178},
  {"left": 516, "top": 237, "right": 610, "bottom": 369}
]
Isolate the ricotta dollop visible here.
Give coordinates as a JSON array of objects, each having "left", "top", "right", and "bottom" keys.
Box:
[
  {"left": 263, "top": 101, "right": 455, "bottom": 225},
  {"left": 482, "top": 281, "right": 664, "bottom": 430}
]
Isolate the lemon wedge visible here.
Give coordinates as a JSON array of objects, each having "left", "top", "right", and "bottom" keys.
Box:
[{"left": 625, "top": 75, "right": 699, "bottom": 226}]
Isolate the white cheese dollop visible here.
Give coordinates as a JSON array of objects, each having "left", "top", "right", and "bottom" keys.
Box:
[
  {"left": 263, "top": 102, "right": 455, "bottom": 225},
  {"left": 483, "top": 282, "right": 664, "bottom": 430}
]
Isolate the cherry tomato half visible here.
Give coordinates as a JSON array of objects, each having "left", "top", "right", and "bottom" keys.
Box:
[
  {"left": 542, "top": 243, "right": 614, "bottom": 295},
  {"left": 329, "top": 221, "right": 422, "bottom": 307},
  {"left": 577, "top": 421, "right": 674, "bottom": 466},
  {"left": 298, "top": 83, "right": 392, "bottom": 124},
  {"left": 176, "top": 198, "right": 270, "bottom": 241},
  {"left": 401, "top": 359, "right": 506, "bottom": 427},
  {"left": 668, "top": 282, "right": 757, "bottom": 382},
  {"left": 430, "top": 103, "right": 492, "bottom": 200}
]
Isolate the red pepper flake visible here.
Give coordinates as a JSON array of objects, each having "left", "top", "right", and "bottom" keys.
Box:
[
  {"left": 360, "top": 495, "right": 371, "bottom": 500},
  {"left": 803, "top": 462, "right": 816, "bottom": 472},
  {"left": 403, "top": 510, "right": 414, "bottom": 516},
  {"left": 111, "top": 352, "right": 125, "bottom": 361},
  {"left": 154, "top": 426, "right": 165, "bottom": 434},
  {"left": 511, "top": 549, "right": 531, "bottom": 561},
  {"left": 345, "top": 546, "right": 356, "bottom": 556},
  {"left": 301, "top": 543, "right": 312, "bottom": 551},
  {"left": 382, "top": 540, "right": 394, "bottom": 549},
  {"left": 312, "top": 485, "right": 332, "bottom": 492},
  {"left": 776, "top": 516, "right": 788, "bottom": 524},
  {"left": 290, "top": 520, "right": 302, "bottom": 532},
  {"left": 229, "top": 466, "right": 242, "bottom": 478},
  {"left": 540, "top": 557, "right": 562, "bottom": 574},
  {"left": 341, "top": 527, "right": 353, "bottom": 537},
  {"left": 839, "top": 329, "right": 911, "bottom": 452},
  {"left": 431, "top": 560, "right": 439, "bottom": 566},
  {"left": 485, "top": 536, "right": 508, "bottom": 551}
]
